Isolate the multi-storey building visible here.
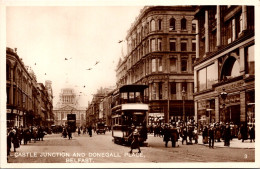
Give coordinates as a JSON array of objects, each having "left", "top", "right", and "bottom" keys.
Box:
[
  {"left": 193, "top": 6, "right": 255, "bottom": 126},
  {"left": 53, "top": 87, "right": 86, "bottom": 127},
  {"left": 86, "top": 87, "right": 114, "bottom": 127},
  {"left": 6, "top": 47, "right": 53, "bottom": 128},
  {"left": 116, "top": 6, "right": 196, "bottom": 124}
]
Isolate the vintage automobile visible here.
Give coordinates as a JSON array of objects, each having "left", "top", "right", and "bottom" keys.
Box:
[{"left": 96, "top": 122, "right": 106, "bottom": 134}]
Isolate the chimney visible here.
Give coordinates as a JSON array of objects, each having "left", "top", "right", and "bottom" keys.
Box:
[{"left": 14, "top": 48, "right": 17, "bottom": 53}]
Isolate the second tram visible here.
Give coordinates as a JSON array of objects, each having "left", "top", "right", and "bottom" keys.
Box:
[{"left": 111, "top": 84, "right": 149, "bottom": 145}]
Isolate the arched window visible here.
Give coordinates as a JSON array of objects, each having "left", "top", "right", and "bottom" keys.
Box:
[
  {"left": 221, "top": 57, "right": 240, "bottom": 80},
  {"left": 181, "top": 18, "right": 187, "bottom": 30},
  {"left": 158, "top": 19, "right": 162, "bottom": 30},
  {"left": 169, "top": 18, "right": 175, "bottom": 30},
  {"left": 150, "top": 19, "right": 156, "bottom": 31}
]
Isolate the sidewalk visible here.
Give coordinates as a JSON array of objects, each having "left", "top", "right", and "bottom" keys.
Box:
[{"left": 197, "top": 135, "right": 255, "bottom": 149}]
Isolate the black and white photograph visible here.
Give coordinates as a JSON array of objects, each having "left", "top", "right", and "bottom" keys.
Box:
[{"left": 0, "top": 1, "right": 259, "bottom": 168}]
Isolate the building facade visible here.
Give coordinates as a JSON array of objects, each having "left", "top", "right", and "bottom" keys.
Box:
[
  {"left": 86, "top": 87, "right": 114, "bottom": 127},
  {"left": 53, "top": 88, "right": 86, "bottom": 127},
  {"left": 193, "top": 6, "right": 255, "bottom": 126},
  {"left": 116, "top": 6, "right": 196, "bottom": 124},
  {"left": 6, "top": 47, "right": 53, "bottom": 128}
]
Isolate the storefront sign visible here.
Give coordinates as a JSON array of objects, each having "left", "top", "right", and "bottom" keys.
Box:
[
  {"left": 197, "top": 100, "right": 209, "bottom": 110},
  {"left": 216, "top": 81, "right": 244, "bottom": 92},
  {"left": 150, "top": 106, "right": 163, "bottom": 113},
  {"left": 219, "top": 93, "right": 240, "bottom": 105}
]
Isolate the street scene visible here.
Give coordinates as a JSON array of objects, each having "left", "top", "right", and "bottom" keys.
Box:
[{"left": 4, "top": 4, "right": 256, "bottom": 167}]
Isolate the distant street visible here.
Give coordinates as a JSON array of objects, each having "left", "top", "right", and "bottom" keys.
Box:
[{"left": 8, "top": 132, "right": 255, "bottom": 163}]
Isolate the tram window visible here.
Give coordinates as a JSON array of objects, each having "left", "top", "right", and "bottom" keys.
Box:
[
  {"left": 129, "top": 92, "right": 135, "bottom": 102},
  {"left": 136, "top": 92, "right": 141, "bottom": 102},
  {"left": 121, "top": 92, "right": 128, "bottom": 104}
]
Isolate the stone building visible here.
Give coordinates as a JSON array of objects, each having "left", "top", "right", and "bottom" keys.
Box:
[
  {"left": 193, "top": 6, "right": 255, "bottom": 126},
  {"left": 6, "top": 47, "right": 53, "bottom": 128},
  {"left": 116, "top": 6, "right": 196, "bottom": 124},
  {"left": 86, "top": 87, "right": 114, "bottom": 127},
  {"left": 53, "top": 87, "right": 86, "bottom": 127}
]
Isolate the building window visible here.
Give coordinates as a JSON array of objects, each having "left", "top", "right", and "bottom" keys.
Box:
[
  {"left": 158, "top": 58, "right": 162, "bottom": 72},
  {"left": 192, "top": 39, "right": 196, "bottom": 51},
  {"left": 151, "top": 39, "right": 156, "bottom": 52},
  {"left": 221, "top": 57, "right": 240, "bottom": 80},
  {"left": 181, "top": 59, "right": 187, "bottom": 72},
  {"left": 152, "top": 83, "right": 156, "bottom": 100},
  {"left": 158, "top": 82, "right": 162, "bottom": 100},
  {"left": 198, "top": 68, "right": 206, "bottom": 91},
  {"left": 170, "top": 82, "right": 176, "bottom": 94},
  {"left": 198, "top": 64, "right": 218, "bottom": 92},
  {"left": 157, "top": 38, "right": 162, "bottom": 51},
  {"left": 158, "top": 19, "right": 162, "bottom": 30},
  {"left": 192, "top": 20, "right": 196, "bottom": 33},
  {"left": 245, "top": 45, "right": 255, "bottom": 75},
  {"left": 181, "top": 18, "right": 187, "bottom": 30},
  {"left": 182, "top": 82, "right": 187, "bottom": 92},
  {"left": 6, "top": 64, "right": 10, "bottom": 81},
  {"left": 169, "top": 38, "right": 176, "bottom": 51},
  {"left": 170, "top": 57, "right": 177, "bottom": 72},
  {"left": 151, "top": 19, "right": 156, "bottom": 32},
  {"left": 169, "top": 18, "right": 175, "bottom": 31},
  {"left": 152, "top": 58, "right": 156, "bottom": 72},
  {"left": 181, "top": 41, "right": 187, "bottom": 51}
]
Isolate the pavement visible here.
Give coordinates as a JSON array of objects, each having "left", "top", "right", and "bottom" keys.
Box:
[{"left": 196, "top": 135, "right": 255, "bottom": 149}]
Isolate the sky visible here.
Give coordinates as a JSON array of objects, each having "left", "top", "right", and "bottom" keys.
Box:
[{"left": 6, "top": 6, "right": 144, "bottom": 108}]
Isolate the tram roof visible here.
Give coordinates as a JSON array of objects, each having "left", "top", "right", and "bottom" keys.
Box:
[{"left": 119, "top": 84, "right": 148, "bottom": 92}]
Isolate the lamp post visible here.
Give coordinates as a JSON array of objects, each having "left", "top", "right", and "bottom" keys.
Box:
[
  {"left": 220, "top": 88, "right": 228, "bottom": 123},
  {"left": 182, "top": 87, "right": 186, "bottom": 124}
]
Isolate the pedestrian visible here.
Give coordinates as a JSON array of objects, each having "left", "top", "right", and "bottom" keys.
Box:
[
  {"left": 7, "top": 128, "right": 13, "bottom": 156},
  {"left": 208, "top": 125, "right": 215, "bottom": 148},
  {"left": 202, "top": 126, "right": 208, "bottom": 144},
  {"left": 128, "top": 128, "right": 141, "bottom": 154},
  {"left": 187, "top": 126, "right": 193, "bottom": 144},
  {"left": 249, "top": 125, "right": 255, "bottom": 142},
  {"left": 223, "top": 123, "right": 231, "bottom": 146},
  {"left": 240, "top": 123, "right": 248, "bottom": 142},
  {"left": 170, "top": 124, "right": 178, "bottom": 147},
  {"left": 78, "top": 127, "right": 81, "bottom": 136},
  {"left": 215, "top": 123, "right": 221, "bottom": 142},
  {"left": 67, "top": 127, "right": 72, "bottom": 140},
  {"left": 181, "top": 127, "right": 188, "bottom": 145},
  {"left": 88, "top": 125, "right": 92, "bottom": 137},
  {"left": 193, "top": 127, "right": 198, "bottom": 144},
  {"left": 163, "top": 124, "right": 171, "bottom": 147}
]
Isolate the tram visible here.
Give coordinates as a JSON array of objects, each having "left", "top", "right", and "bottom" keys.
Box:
[
  {"left": 67, "top": 114, "right": 76, "bottom": 132},
  {"left": 111, "top": 84, "right": 149, "bottom": 145}
]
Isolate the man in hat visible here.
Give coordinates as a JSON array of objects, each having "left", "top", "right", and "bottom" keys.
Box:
[
  {"left": 208, "top": 125, "right": 215, "bottom": 148},
  {"left": 129, "top": 128, "right": 141, "bottom": 153},
  {"left": 163, "top": 124, "right": 171, "bottom": 147}
]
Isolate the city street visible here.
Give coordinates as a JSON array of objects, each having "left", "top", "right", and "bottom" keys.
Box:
[{"left": 8, "top": 131, "right": 255, "bottom": 163}]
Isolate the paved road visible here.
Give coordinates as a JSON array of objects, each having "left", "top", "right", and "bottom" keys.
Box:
[{"left": 7, "top": 132, "right": 255, "bottom": 163}]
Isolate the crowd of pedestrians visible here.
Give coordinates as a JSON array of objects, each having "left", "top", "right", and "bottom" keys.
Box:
[
  {"left": 7, "top": 126, "right": 48, "bottom": 157},
  {"left": 61, "top": 125, "right": 93, "bottom": 139},
  {"left": 148, "top": 121, "right": 255, "bottom": 149}
]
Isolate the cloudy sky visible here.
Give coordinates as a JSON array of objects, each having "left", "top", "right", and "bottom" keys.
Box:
[{"left": 6, "top": 6, "right": 144, "bottom": 107}]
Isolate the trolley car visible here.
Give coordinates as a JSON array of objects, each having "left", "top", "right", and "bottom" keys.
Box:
[{"left": 111, "top": 84, "right": 149, "bottom": 145}]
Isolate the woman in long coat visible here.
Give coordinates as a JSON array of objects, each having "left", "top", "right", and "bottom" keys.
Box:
[
  {"left": 223, "top": 123, "right": 231, "bottom": 146},
  {"left": 163, "top": 125, "right": 171, "bottom": 147}
]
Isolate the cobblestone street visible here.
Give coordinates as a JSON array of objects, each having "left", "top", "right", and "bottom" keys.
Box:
[{"left": 7, "top": 132, "right": 255, "bottom": 164}]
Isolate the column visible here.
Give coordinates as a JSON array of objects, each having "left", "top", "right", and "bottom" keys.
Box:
[
  {"left": 205, "top": 10, "right": 209, "bottom": 53},
  {"left": 240, "top": 91, "right": 246, "bottom": 123},
  {"left": 215, "top": 96, "right": 219, "bottom": 123},
  {"left": 242, "top": 6, "right": 247, "bottom": 31},
  {"left": 194, "top": 101, "right": 198, "bottom": 123},
  {"left": 216, "top": 6, "right": 221, "bottom": 47},
  {"left": 239, "top": 47, "right": 245, "bottom": 74},
  {"left": 195, "top": 20, "right": 200, "bottom": 59}
]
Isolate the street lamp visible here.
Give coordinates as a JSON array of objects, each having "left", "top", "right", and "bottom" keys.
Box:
[
  {"left": 182, "top": 87, "right": 186, "bottom": 124},
  {"left": 220, "top": 88, "right": 228, "bottom": 123}
]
